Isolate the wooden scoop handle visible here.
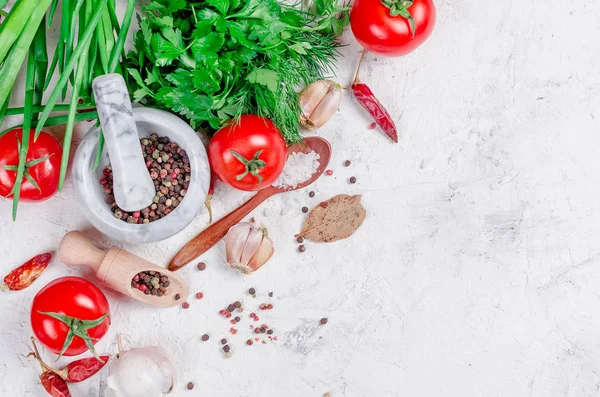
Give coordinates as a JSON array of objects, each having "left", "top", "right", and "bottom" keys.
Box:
[
  {"left": 168, "top": 187, "right": 276, "bottom": 271},
  {"left": 58, "top": 231, "right": 107, "bottom": 273}
]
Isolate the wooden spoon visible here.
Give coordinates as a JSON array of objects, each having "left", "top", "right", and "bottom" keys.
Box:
[
  {"left": 59, "top": 231, "right": 189, "bottom": 307},
  {"left": 168, "top": 136, "right": 332, "bottom": 271}
]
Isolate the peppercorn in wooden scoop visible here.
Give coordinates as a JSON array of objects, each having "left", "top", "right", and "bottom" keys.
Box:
[
  {"left": 168, "top": 136, "right": 332, "bottom": 271},
  {"left": 58, "top": 231, "right": 189, "bottom": 307}
]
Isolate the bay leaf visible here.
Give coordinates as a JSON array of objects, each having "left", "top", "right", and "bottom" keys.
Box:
[{"left": 297, "top": 194, "right": 366, "bottom": 243}]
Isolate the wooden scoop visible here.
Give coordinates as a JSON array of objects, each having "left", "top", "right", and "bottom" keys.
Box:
[
  {"left": 168, "top": 136, "right": 332, "bottom": 272},
  {"left": 59, "top": 231, "right": 189, "bottom": 307}
]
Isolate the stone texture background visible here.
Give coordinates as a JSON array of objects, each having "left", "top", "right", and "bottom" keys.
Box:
[{"left": 2, "top": 0, "right": 600, "bottom": 396}]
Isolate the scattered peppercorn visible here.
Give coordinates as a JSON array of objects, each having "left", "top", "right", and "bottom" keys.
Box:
[
  {"left": 234, "top": 301, "right": 242, "bottom": 308},
  {"left": 247, "top": 339, "right": 253, "bottom": 346},
  {"left": 187, "top": 382, "right": 194, "bottom": 390},
  {"left": 302, "top": 206, "right": 308, "bottom": 213},
  {"left": 227, "top": 304, "right": 235, "bottom": 312},
  {"left": 197, "top": 262, "right": 207, "bottom": 271},
  {"left": 201, "top": 334, "right": 209, "bottom": 341},
  {"left": 349, "top": 176, "right": 357, "bottom": 184},
  {"left": 299, "top": 245, "right": 306, "bottom": 253},
  {"left": 101, "top": 134, "right": 191, "bottom": 223},
  {"left": 174, "top": 294, "right": 181, "bottom": 301},
  {"left": 223, "top": 345, "right": 230, "bottom": 353},
  {"left": 267, "top": 329, "right": 273, "bottom": 335},
  {"left": 269, "top": 292, "right": 273, "bottom": 297},
  {"left": 320, "top": 318, "right": 328, "bottom": 325},
  {"left": 296, "top": 237, "right": 304, "bottom": 243},
  {"left": 182, "top": 302, "right": 190, "bottom": 309},
  {"left": 221, "top": 338, "right": 227, "bottom": 345},
  {"left": 234, "top": 316, "right": 241, "bottom": 322},
  {"left": 309, "top": 191, "right": 315, "bottom": 198},
  {"left": 344, "top": 160, "right": 351, "bottom": 167},
  {"left": 249, "top": 288, "right": 256, "bottom": 295}
]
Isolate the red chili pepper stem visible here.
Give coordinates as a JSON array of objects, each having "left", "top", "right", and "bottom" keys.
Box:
[
  {"left": 353, "top": 48, "right": 368, "bottom": 86},
  {"left": 29, "top": 337, "right": 68, "bottom": 379}
]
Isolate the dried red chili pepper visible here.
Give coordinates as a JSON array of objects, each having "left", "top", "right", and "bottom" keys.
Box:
[
  {"left": 205, "top": 172, "right": 215, "bottom": 224},
  {"left": 40, "top": 372, "right": 71, "bottom": 397},
  {"left": 29, "top": 337, "right": 109, "bottom": 384},
  {"left": 2, "top": 253, "right": 51, "bottom": 291},
  {"left": 352, "top": 49, "right": 399, "bottom": 143},
  {"left": 64, "top": 355, "right": 110, "bottom": 382}
]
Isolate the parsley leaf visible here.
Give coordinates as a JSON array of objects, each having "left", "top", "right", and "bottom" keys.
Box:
[{"left": 246, "top": 68, "right": 279, "bottom": 92}]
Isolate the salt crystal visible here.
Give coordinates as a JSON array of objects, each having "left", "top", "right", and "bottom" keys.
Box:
[{"left": 273, "top": 151, "right": 320, "bottom": 189}]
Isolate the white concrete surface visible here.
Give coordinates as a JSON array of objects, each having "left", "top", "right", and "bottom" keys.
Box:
[{"left": 2, "top": 0, "right": 600, "bottom": 396}]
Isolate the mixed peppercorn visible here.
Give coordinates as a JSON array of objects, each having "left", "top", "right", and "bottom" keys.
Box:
[
  {"left": 131, "top": 270, "right": 170, "bottom": 297},
  {"left": 101, "top": 133, "right": 191, "bottom": 224}
]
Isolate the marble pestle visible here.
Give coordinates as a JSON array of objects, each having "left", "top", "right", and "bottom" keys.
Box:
[{"left": 92, "top": 73, "right": 155, "bottom": 212}]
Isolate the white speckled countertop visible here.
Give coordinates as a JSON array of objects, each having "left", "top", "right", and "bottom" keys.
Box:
[{"left": 2, "top": 0, "right": 600, "bottom": 396}]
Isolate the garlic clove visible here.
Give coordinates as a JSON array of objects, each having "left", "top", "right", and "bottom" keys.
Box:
[
  {"left": 299, "top": 80, "right": 330, "bottom": 119},
  {"left": 225, "top": 220, "right": 274, "bottom": 274},
  {"left": 247, "top": 234, "right": 274, "bottom": 272},
  {"left": 225, "top": 223, "right": 251, "bottom": 264},
  {"left": 299, "top": 80, "right": 342, "bottom": 130},
  {"left": 240, "top": 226, "right": 265, "bottom": 266},
  {"left": 308, "top": 84, "right": 342, "bottom": 130}
]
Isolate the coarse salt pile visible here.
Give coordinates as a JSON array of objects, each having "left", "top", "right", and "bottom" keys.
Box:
[{"left": 273, "top": 151, "right": 320, "bottom": 189}]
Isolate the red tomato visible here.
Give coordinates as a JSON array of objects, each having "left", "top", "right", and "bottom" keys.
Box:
[
  {"left": 0, "top": 128, "right": 62, "bottom": 201},
  {"left": 209, "top": 115, "right": 287, "bottom": 191},
  {"left": 31, "top": 277, "right": 110, "bottom": 357},
  {"left": 351, "top": 0, "right": 436, "bottom": 57}
]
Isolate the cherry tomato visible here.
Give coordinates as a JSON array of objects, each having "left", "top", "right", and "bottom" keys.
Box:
[
  {"left": 351, "top": 0, "right": 436, "bottom": 57},
  {"left": 209, "top": 115, "right": 287, "bottom": 191},
  {"left": 0, "top": 128, "right": 62, "bottom": 201},
  {"left": 31, "top": 277, "right": 110, "bottom": 357}
]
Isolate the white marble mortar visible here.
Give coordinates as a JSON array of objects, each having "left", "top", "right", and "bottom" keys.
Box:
[{"left": 73, "top": 107, "right": 210, "bottom": 244}]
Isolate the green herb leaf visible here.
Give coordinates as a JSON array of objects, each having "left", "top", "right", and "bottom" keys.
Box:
[
  {"left": 246, "top": 68, "right": 279, "bottom": 92},
  {"left": 207, "top": 0, "right": 229, "bottom": 15}
]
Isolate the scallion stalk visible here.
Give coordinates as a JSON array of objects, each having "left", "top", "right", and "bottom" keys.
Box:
[{"left": 34, "top": 0, "right": 108, "bottom": 140}]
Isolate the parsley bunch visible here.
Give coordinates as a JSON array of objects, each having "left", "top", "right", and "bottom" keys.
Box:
[{"left": 127, "top": 0, "right": 349, "bottom": 143}]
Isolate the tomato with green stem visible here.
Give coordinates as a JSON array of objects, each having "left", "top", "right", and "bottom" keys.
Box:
[
  {"left": 31, "top": 277, "right": 110, "bottom": 358},
  {"left": 0, "top": 128, "right": 62, "bottom": 202},
  {"left": 350, "top": 0, "right": 436, "bottom": 57},
  {"left": 208, "top": 115, "right": 287, "bottom": 191}
]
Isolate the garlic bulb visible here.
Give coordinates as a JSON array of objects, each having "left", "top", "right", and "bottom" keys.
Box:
[
  {"left": 299, "top": 80, "right": 342, "bottom": 130},
  {"left": 226, "top": 220, "right": 274, "bottom": 274},
  {"left": 106, "top": 346, "right": 177, "bottom": 397}
]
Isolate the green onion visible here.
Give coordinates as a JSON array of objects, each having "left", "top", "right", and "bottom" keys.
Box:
[
  {"left": 0, "top": 112, "right": 99, "bottom": 139},
  {"left": 0, "top": 0, "right": 53, "bottom": 111},
  {"left": 34, "top": 0, "right": 108, "bottom": 140},
  {"left": 0, "top": 0, "right": 34, "bottom": 63},
  {"left": 11, "top": 43, "right": 37, "bottom": 220}
]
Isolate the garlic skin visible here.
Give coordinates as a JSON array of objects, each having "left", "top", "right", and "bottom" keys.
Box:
[
  {"left": 106, "top": 347, "right": 177, "bottom": 397},
  {"left": 299, "top": 80, "right": 342, "bottom": 130},
  {"left": 226, "top": 220, "right": 274, "bottom": 274}
]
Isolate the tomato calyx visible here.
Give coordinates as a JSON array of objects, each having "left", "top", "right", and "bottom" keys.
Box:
[
  {"left": 381, "top": 0, "right": 416, "bottom": 37},
  {"left": 37, "top": 311, "right": 108, "bottom": 361},
  {"left": 2, "top": 144, "right": 54, "bottom": 194},
  {"left": 229, "top": 150, "right": 267, "bottom": 185}
]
